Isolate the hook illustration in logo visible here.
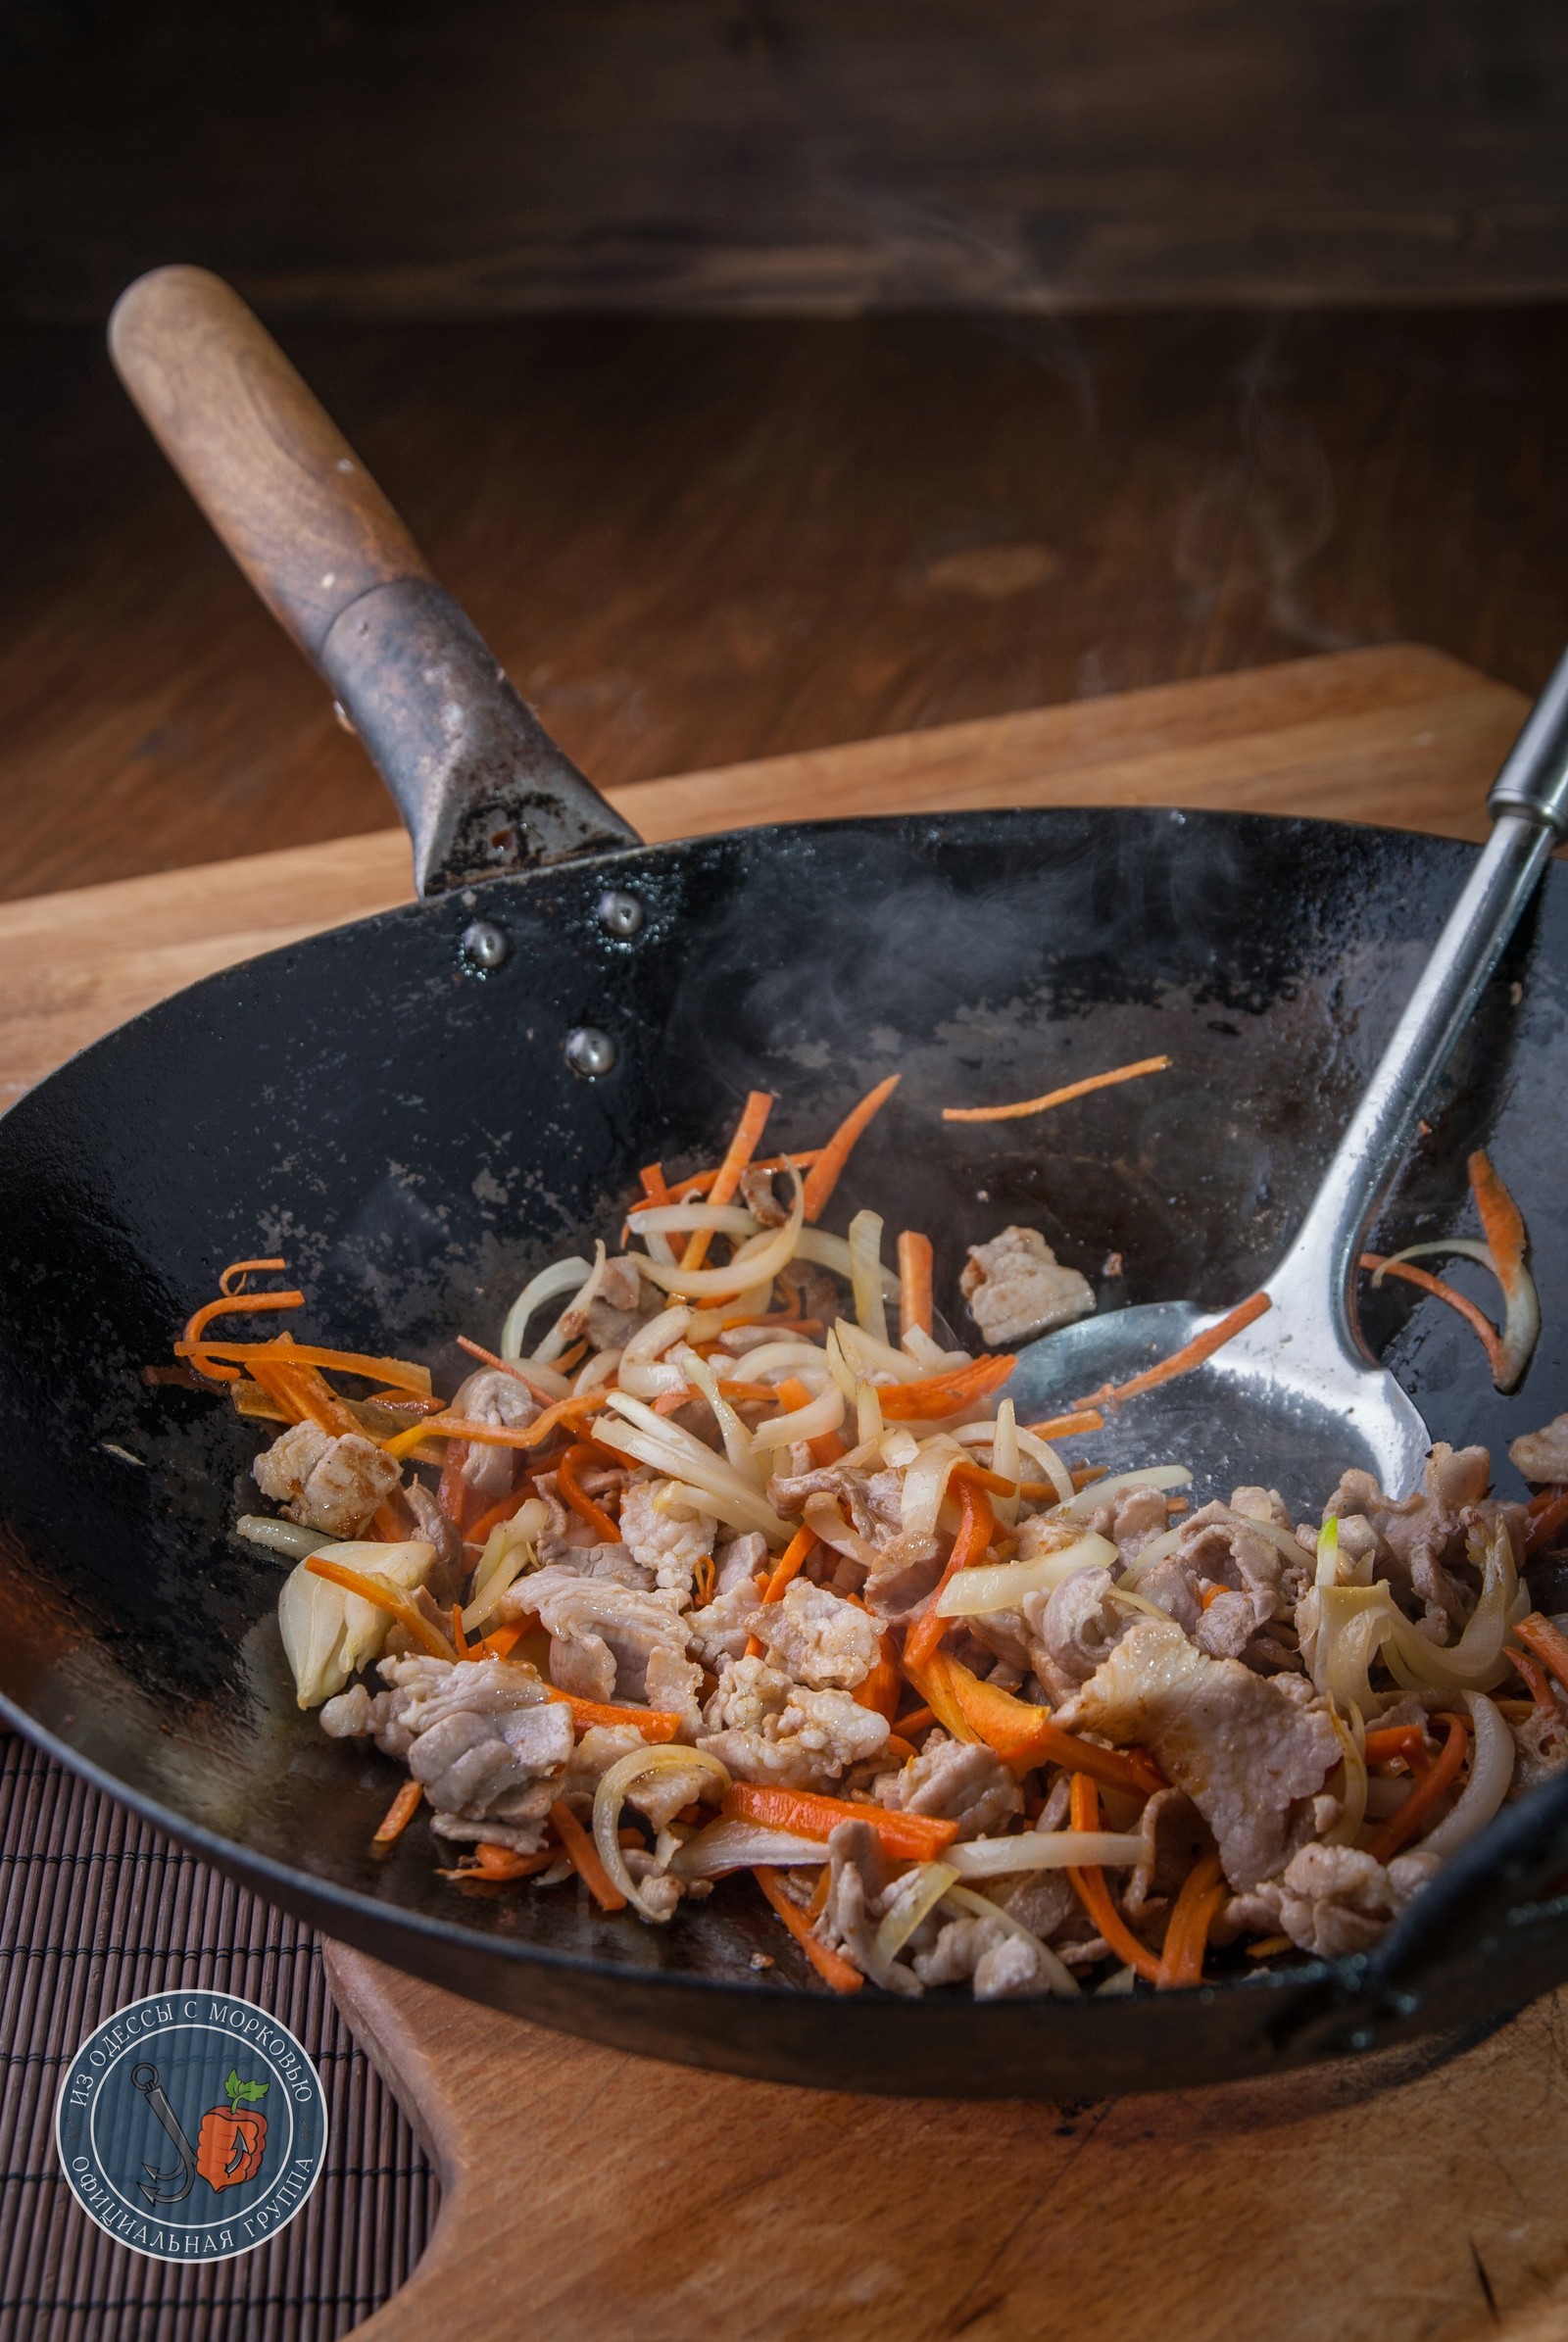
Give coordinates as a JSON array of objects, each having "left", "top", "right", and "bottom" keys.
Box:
[
  {"left": 129, "top": 2064, "right": 198, "bottom": 2206},
  {"left": 128, "top": 2064, "right": 271, "bottom": 2203}
]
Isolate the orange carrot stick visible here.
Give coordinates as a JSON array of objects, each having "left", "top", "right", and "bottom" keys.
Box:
[
  {"left": 878, "top": 1353, "right": 1016, "bottom": 1423},
  {"left": 1516, "top": 1611, "right": 1568, "bottom": 1692},
  {"left": 722, "top": 1781, "right": 959, "bottom": 1862},
  {"left": 1362, "top": 1724, "right": 1431, "bottom": 1772},
  {"left": 304, "top": 1553, "right": 452, "bottom": 1659},
  {"left": 1526, "top": 1488, "right": 1568, "bottom": 1557},
  {"left": 1360, "top": 1254, "right": 1502, "bottom": 1377},
  {"left": 179, "top": 1290, "right": 306, "bottom": 1380},
  {"left": 1075, "top": 1292, "right": 1270, "bottom": 1410},
  {"left": 453, "top": 1334, "right": 573, "bottom": 1404},
  {"left": 450, "top": 1603, "right": 469, "bottom": 1659},
  {"left": 1509, "top": 1644, "right": 1562, "bottom": 1718},
  {"left": 549, "top": 1798, "right": 627, "bottom": 1911},
  {"left": 943, "top": 1054, "right": 1171, "bottom": 1124},
  {"left": 904, "top": 1478, "right": 994, "bottom": 1671},
  {"left": 911, "top": 1650, "right": 1166, "bottom": 1795},
  {"left": 754, "top": 1866, "right": 863, "bottom": 1994},
  {"left": 1155, "top": 1850, "right": 1226, "bottom": 1987},
  {"left": 898, "top": 1230, "right": 935, "bottom": 1338},
  {"left": 1067, "top": 1773, "right": 1164, "bottom": 1984},
  {"left": 1364, "top": 1709, "right": 1468, "bottom": 1861},
  {"left": 218, "top": 1256, "right": 288, "bottom": 1294},
  {"left": 371, "top": 1780, "right": 422, "bottom": 1848},
  {"left": 1021, "top": 1408, "right": 1105, "bottom": 1441},
  {"left": 661, "top": 1151, "right": 824, "bottom": 1200},
  {"left": 381, "top": 1392, "right": 609, "bottom": 1461},
  {"left": 802, "top": 1075, "right": 901, "bottom": 1222},
  {"left": 681, "top": 1089, "right": 775, "bottom": 1271},
  {"left": 546, "top": 1691, "right": 684, "bottom": 1741},
  {"left": 761, "top": 1527, "right": 817, "bottom": 1605},
  {"left": 855, "top": 1633, "right": 902, "bottom": 1723},
  {"left": 175, "top": 1336, "right": 430, "bottom": 1393},
  {"left": 556, "top": 1442, "right": 620, "bottom": 1543},
  {"left": 440, "top": 1841, "right": 557, "bottom": 1882}
]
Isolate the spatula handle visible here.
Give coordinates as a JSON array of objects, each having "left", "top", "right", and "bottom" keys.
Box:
[{"left": 108, "top": 267, "right": 638, "bottom": 893}]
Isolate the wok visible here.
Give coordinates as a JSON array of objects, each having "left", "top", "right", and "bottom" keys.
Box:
[{"left": 1, "top": 267, "right": 1567, "bottom": 2099}]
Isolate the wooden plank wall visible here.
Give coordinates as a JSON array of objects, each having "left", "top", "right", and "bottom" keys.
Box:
[{"left": 7, "top": 0, "right": 1568, "bottom": 319}]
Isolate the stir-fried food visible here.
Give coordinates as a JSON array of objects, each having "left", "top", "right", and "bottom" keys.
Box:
[{"left": 177, "top": 1081, "right": 1567, "bottom": 1999}]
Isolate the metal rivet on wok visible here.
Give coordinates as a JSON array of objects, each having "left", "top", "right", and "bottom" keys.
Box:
[
  {"left": 461, "top": 920, "right": 509, "bottom": 971},
  {"left": 597, "top": 889, "right": 646, "bottom": 939},
  {"left": 564, "top": 1026, "right": 617, "bottom": 1079}
]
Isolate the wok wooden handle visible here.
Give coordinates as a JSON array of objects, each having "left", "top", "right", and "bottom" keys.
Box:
[{"left": 109, "top": 265, "right": 432, "bottom": 661}]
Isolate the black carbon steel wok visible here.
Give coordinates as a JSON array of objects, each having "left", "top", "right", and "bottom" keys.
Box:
[{"left": 2, "top": 267, "right": 1567, "bottom": 2101}]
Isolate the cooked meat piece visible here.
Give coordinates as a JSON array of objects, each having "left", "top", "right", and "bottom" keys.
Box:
[
  {"left": 1003, "top": 1869, "right": 1076, "bottom": 1943},
  {"left": 716, "top": 1324, "right": 784, "bottom": 1356},
  {"left": 1056, "top": 1616, "right": 1340, "bottom": 1887},
  {"left": 815, "top": 1818, "right": 920, "bottom": 1994},
  {"left": 1073, "top": 1485, "right": 1175, "bottom": 1562},
  {"left": 253, "top": 1420, "right": 403, "bottom": 1537},
  {"left": 912, "top": 1914, "right": 1050, "bottom": 1999},
  {"left": 617, "top": 1479, "right": 714, "bottom": 1605},
  {"left": 318, "top": 1683, "right": 376, "bottom": 1739},
  {"left": 502, "top": 1567, "right": 697, "bottom": 1707},
  {"left": 1323, "top": 1443, "right": 1504, "bottom": 1641},
  {"left": 766, "top": 1464, "right": 880, "bottom": 1543},
  {"left": 1513, "top": 1703, "right": 1568, "bottom": 1792},
  {"left": 687, "top": 1584, "right": 763, "bottom": 1668},
  {"left": 698, "top": 1656, "right": 889, "bottom": 1784},
  {"left": 327, "top": 1653, "right": 572, "bottom": 1849},
  {"left": 738, "top": 1165, "right": 789, "bottom": 1227},
  {"left": 1123, "top": 1787, "right": 1208, "bottom": 1922},
  {"left": 959, "top": 1225, "right": 1094, "bottom": 1346},
  {"left": 1267, "top": 1842, "right": 1442, "bottom": 1958},
  {"left": 1026, "top": 1567, "right": 1130, "bottom": 1692},
  {"left": 1511, "top": 1414, "right": 1568, "bottom": 1487},
  {"left": 623, "top": 1752, "right": 719, "bottom": 1832},
  {"left": 449, "top": 1369, "right": 539, "bottom": 1507},
  {"left": 582, "top": 1254, "right": 657, "bottom": 1351},
  {"left": 715, "top": 1532, "right": 770, "bottom": 1593},
  {"left": 874, "top": 1732, "right": 1021, "bottom": 1840},
  {"left": 752, "top": 1580, "right": 881, "bottom": 1690},
  {"left": 861, "top": 1536, "right": 945, "bottom": 1625},
  {"left": 1196, "top": 1589, "right": 1257, "bottom": 1662},
  {"left": 776, "top": 1260, "right": 840, "bottom": 1326},
  {"left": 549, "top": 1630, "right": 616, "bottom": 1703},
  {"left": 405, "top": 1481, "right": 466, "bottom": 1607},
  {"left": 562, "top": 1722, "right": 647, "bottom": 1803},
  {"left": 1165, "top": 1494, "right": 1306, "bottom": 1632},
  {"left": 1134, "top": 1553, "right": 1202, "bottom": 1635}
]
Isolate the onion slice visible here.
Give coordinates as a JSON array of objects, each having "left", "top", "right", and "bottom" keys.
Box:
[
  {"left": 593, "top": 1747, "right": 732, "bottom": 1920},
  {"left": 873, "top": 1861, "right": 958, "bottom": 1963},
  {"left": 936, "top": 1530, "right": 1117, "bottom": 1618},
  {"left": 500, "top": 1255, "right": 590, "bottom": 1361},
  {"left": 1416, "top": 1690, "right": 1514, "bottom": 1860},
  {"left": 1057, "top": 1465, "right": 1191, "bottom": 1517},
  {"left": 947, "top": 1830, "right": 1146, "bottom": 1879},
  {"left": 635, "top": 1170, "right": 805, "bottom": 1301},
  {"left": 848, "top": 1209, "right": 889, "bottom": 1344},
  {"left": 669, "top": 1820, "right": 828, "bottom": 1878}
]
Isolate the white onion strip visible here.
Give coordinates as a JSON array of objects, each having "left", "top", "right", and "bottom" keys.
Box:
[
  {"left": 750, "top": 1379, "right": 848, "bottom": 1454},
  {"left": 500, "top": 1255, "right": 590, "bottom": 1361},
  {"left": 848, "top": 1209, "right": 889, "bottom": 1344},
  {"left": 1058, "top": 1465, "right": 1191, "bottom": 1517},
  {"left": 791, "top": 1227, "right": 899, "bottom": 1298},
  {"left": 236, "top": 1516, "right": 335, "bottom": 1561},
  {"left": 874, "top": 1861, "right": 958, "bottom": 1964},
  {"left": 947, "top": 1830, "right": 1146, "bottom": 1879},
  {"left": 669, "top": 1821, "right": 827, "bottom": 1878},
  {"left": 635, "top": 1171, "right": 805, "bottom": 1300},
  {"left": 937, "top": 1531, "right": 1118, "bottom": 1619},
  {"left": 531, "top": 1242, "right": 608, "bottom": 1365},
  {"left": 617, "top": 1305, "right": 693, "bottom": 1398},
  {"left": 627, "top": 1204, "right": 760, "bottom": 1238},
  {"left": 1416, "top": 1690, "right": 1514, "bottom": 1860},
  {"left": 593, "top": 1747, "right": 732, "bottom": 1921}
]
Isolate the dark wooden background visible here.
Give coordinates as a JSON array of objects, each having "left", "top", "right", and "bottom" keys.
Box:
[
  {"left": 5, "top": 5, "right": 1568, "bottom": 903},
  {"left": 7, "top": 0, "right": 1568, "bottom": 318}
]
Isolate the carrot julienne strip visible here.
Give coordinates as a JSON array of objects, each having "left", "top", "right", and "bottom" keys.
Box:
[
  {"left": 381, "top": 1392, "right": 608, "bottom": 1461},
  {"left": 1021, "top": 1408, "right": 1105, "bottom": 1441},
  {"left": 371, "top": 1780, "right": 422, "bottom": 1848},
  {"left": 681, "top": 1090, "right": 774, "bottom": 1270},
  {"left": 1526, "top": 1488, "right": 1568, "bottom": 1558},
  {"left": 477, "top": 1623, "right": 526, "bottom": 1661},
  {"left": 754, "top": 1866, "right": 863, "bottom": 1994},
  {"left": 943, "top": 1054, "right": 1171, "bottom": 1124},
  {"left": 549, "top": 1798, "right": 627, "bottom": 1911},
  {"left": 304, "top": 1553, "right": 451, "bottom": 1659},
  {"left": 218, "top": 1256, "right": 288, "bottom": 1295},
  {"left": 546, "top": 1691, "right": 683, "bottom": 1741},
  {"left": 556, "top": 1442, "right": 620, "bottom": 1543},
  {"left": 878, "top": 1352, "right": 1016, "bottom": 1422},
  {"left": 905, "top": 1477, "right": 994, "bottom": 1671},
  {"left": 1074, "top": 1291, "right": 1270, "bottom": 1410},
  {"left": 453, "top": 1334, "right": 571, "bottom": 1403},
  {"left": 177, "top": 1337, "right": 433, "bottom": 1396},
  {"left": 1246, "top": 1932, "right": 1295, "bottom": 1960},
  {"left": 898, "top": 1230, "right": 934, "bottom": 1338},
  {"left": 440, "top": 1842, "right": 556, "bottom": 1882},
  {"left": 723, "top": 1781, "right": 959, "bottom": 1862},
  {"left": 761, "top": 1527, "right": 817, "bottom": 1605},
  {"left": 1361, "top": 1724, "right": 1430, "bottom": 1772},
  {"left": 1470, "top": 1147, "right": 1529, "bottom": 1293},
  {"left": 1155, "top": 1849, "right": 1226, "bottom": 1987},
  {"left": 802, "top": 1075, "right": 902, "bottom": 1222},
  {"left": 1068, "top": 1773, "right": 1164, "bottom": 1984},
  {"left": 1363, "top": 1709, "right": 1468, "bottom": 1861},
  {"left": 666, "top": 1151, "right": 824, "bottom": 1200},
  {"left": 179, "top": 1291, "right": 306, "bottom": 1379},
  {"left": 1510, "top": 1644, "right": 1562, "bottom": 1717},
  {"left": 910, "top": 1650, "right": 1165, "bottom": 1795},
  {"left": 1515, "top": 1611, "right": 1568, "bottom": 1693},
  {"left": 450, "top": 1603, "right": 469, "bottom": 1659},
  {"left": 1359, "top": 1253, "right": 1501, "bottom": 1376}
]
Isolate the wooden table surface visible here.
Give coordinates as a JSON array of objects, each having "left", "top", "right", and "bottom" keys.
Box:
[{"left": 4, "top": 639, "right": 1561, "bottom": 2341}]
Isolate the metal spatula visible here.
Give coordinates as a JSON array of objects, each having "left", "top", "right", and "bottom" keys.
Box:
[{"left": 1004, "top": 653, "right": 1568, "bottom": 1510}]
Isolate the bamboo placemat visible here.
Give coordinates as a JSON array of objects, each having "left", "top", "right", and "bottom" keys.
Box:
[{"left": 0, "top": 1736, "right": 436, "bottom": 2341}]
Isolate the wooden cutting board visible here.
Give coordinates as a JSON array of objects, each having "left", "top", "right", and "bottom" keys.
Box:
[{"left": 6, "top": 641, "right": 1563, "bottom": 2342}]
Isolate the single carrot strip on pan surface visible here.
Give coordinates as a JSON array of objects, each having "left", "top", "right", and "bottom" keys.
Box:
[
  {"left": 549, "top": 1798, "right": 627, "bottom": 1911},
  {"left": 898, "top": 1231, "right": 934, "bottom": 1338},
  {"left": 1074, "top": 1292, "right": 1270, "bottom": 1410},
  {"left": 1155, "top": 1850, "right": 1226, "bottom": 1987},
  {"left": 371, "top": 1780, "right": 422, "bottom": 1848},
  {"left": 180, "top": 1290, "right": 306, "bottom": 1379},
  {"left": 802, "top": 1075, "right": 901, "bottom": 1221},
  {"left": 754, "top": 1867, "right": 863, "bottom": 1993},
  {"left": 1359, "top": 1253, "right": 1502, "bottom": 1377},
  {"left": 723, "top": 1781, "right": 959, "bottom": 1862},
  {"left": 440, "top": 1841, "right": 556, "bottom": 1881},
  {"left": 943, "top": 1054, "right": 1171, "bottom": 1124},
  {"left": 1067, "top": 1773, "right": 1164, "bottom": 1984},
  {"left": 218, "top": 1256, "right": 288, "bottom": 1295},
  {"left": 1021, "top": 1408, "right": 1105, "bottom": 1442},
  {"left": 681, "top": 1089, "right": 774, "bottom": 1270}
]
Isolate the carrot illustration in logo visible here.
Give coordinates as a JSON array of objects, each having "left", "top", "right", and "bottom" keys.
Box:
[{"left": 196, "top": 2070, "right": 270, "bottom": 2190}]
